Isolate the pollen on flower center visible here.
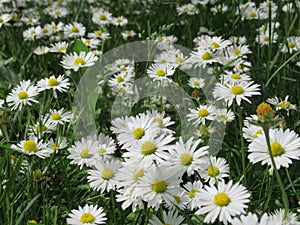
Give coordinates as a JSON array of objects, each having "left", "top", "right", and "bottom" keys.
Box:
[
  {"left": 52, "top": 113, "right": 61, "bottom": 120},
  {"left": 231, "top": 73, "right": 241, "bottom": 79},
  {"left": 263, "top": 36, "right": 269, "bottom": 42},
  {"left": 133, "top": 169, "right": 144, "bottom": 181},
  {"left": 180, "top": 153, "right": 193, "bottom": 165},
  {"left": 18, "top": 91, "right": 28, "bottom": 99},
  {"left": 71, "top": 26, "right": 79, "bottom": 33},
  {"left": 210, "top": 41, "right": 220, "bottom": 48},
  {"left": 198, "top": 108, "right": 209, "bottom": 117},
  {"left": 173, "top": 195, "right": 181, "bottom": 203},
  {"left": 23, "top": 140, "right": 38, "bottom": 153},
  {"left": 48, "top": 77, "right": 59, "bottom": 86},
  {"left": 116, "top": 18, "right": 123, "bottom": 23},
  {"left": 74, "top": 57, "right": 85, "bottom": 66},
  {"left": 80, "top": 212, "right": 95, "bottom": 223},
  {"left": 249, "top": 11, "right": 256, "bottom": 17},
  {"left": 201, "top": 52, "right": 212, "bottom": 60},
  {"left": 152, "top": 179, "right": 167, "bottom": 193},
  {"left": 278, "top": 101, "right": 291, "bottom": 110},
  {"left": 234, "top": 49, "right": 241, "bottom": 55},
  {"left": 0, "top": 18, "right": 3, "bottom": 23},
  {"left": 102, "top": 168, "right": 114, "bottom": 180},
  {"left": 116, "top": 76, "right": 124, "bottom": 83},
  {"left": 154, "top": 117, "right": 164, "bottom": 128},
  {"left": 95, "top": 30, "right": 102, "bottom": 36},
  {"left": 193, "top": 81, "right": 200, "bottom": 86},
  {"left": 230, "top": 86, "right": 244, "bottom": 95},
  {"left": 288, "top": 42, "right": 295, "bottom": 48},
  {"left": 176, "top": 56, "right": 184, "bottom": 63},
  {"left": 253, "top": 129, "right": 263, "bottom": 138},
  {"left": 188, "top": 189, "right": 198, "bottom": 198},
  {"left": 119, "top": 65, "right": 127, "bottom": 71},
  {"left": 80, "top": 148, "right": 92, "bottom": 158},
  {"left": 141, "top": 141, "right": 157, "bottom": 155},
  {"left": 208, "top": 166, "right": 220, "bottom": 177},
  {"left": 271, "top": 142, "right": 285, "bottom": 156},
  {"left": 50, "top": 144, "right": 58, "bottom": 150},
  {"left": 214, "top": 192, "right": 230, "bottom": 206},
  {"left": 98, "top": 148, "right": 106, "bottom": 154},
  {"left": 132, "top": 127, "right": 145, "bottom": 139},
  {"left": 99, "top": 14, "right": 107, "bottom": 20},
  {"left": 156, "top": 69, "right": 166, "bottom": 76},
  {"left": 59, "top": 47, "right": 66, "bottom": 52}
]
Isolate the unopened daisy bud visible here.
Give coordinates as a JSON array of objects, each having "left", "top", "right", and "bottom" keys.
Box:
[
  {"left": 256, "top": 102, "right": 275, "bottom": 121},
  {"left": 192, "top": 90, "right": 201, "bottom": 98},
  {"left": 32, "top": 169, "right": 42, "bottom": 181},
  {"left": 199, "top": 124, "right": 210, "bottom": 138}
]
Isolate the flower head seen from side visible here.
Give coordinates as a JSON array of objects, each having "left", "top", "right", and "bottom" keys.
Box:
[
  {"left": 10, "top": 137, "right": 53, "bottom": 159},
  {"left": 87, "top": 158, "right": 122, "bottom": 193},
  {"left": 266, "top": 95, "right": 297, "bottom": 115},
  {"left": 37, "top": 75, "right": 70, "bottom": 98},
  {"left": 248, "top": 128, "right": 300, "bottom": 170},
  {"left": 196, "top": 180, "right": 250, "bottom": 224},
  {"left": 6, "top": 80, "right": 39, "bottom": 111},
  {"left": 60, "top": 51, "right": 98, "bottom": 71},
  {"left": 213, "top": 81, "right": 261, "bottom": 107},
  {"left": 148, "top": 209, "right": 187, "bottom": 225},
  {"left": 66, "top": 204, "right": 107, "bottom": 225}
]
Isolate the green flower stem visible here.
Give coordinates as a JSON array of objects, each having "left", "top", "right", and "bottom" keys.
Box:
[{"left": 263, "top": 127, "right": 289, "bottom": 216}]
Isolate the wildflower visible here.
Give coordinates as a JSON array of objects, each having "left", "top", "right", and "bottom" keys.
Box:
[
  {"left": 50, "top": 41, "right": 68, "bottom": 53},
  {"left": 187, "top": 104, "right": 217, "bottom": 125},
  {"left": 0, "top": 13, "right": 11, "bottom": 27},
  {"left": 147, "top": 63, "right": 175, "bottom": 82},
  {"left": 47, "top": 108, "right": 73, "bottom": 125},
  {"left": 196, "top": 180, "right": 250, "bottom": 224},
  {"left": 188, "top": 77, "right": 205, "bottom": 89},
  {"left": 6, "top": 80, "right": 39, "bottom": 111},
  {"left": 92, "top": 9, "right": 112, "bottom": 25},
  {"left": 215, "top": 108, "right": 235, "bottom": 123},
  {"left": 66, "top": 204, "right": 107, "bottom": 225},
  {"left": 63, "top": 22, "right": 86, "bottom": 38},
  {"left": 60, "top": 51, "right": 98, "bottom": 71},
  {"left": 266, "top": 95, "right": 297, "bottom": 115},
  {"left": 182, "top": 181, "right": 203, "bottom": 210},
  {"left": 33, "top": 46, "right": 49, "bottom": 55},
  {"left": 23, "top": 26, "right": 43, "bottom": 41},
  {"left": 112, "top": 16, "right": 128, "bottom": 26},
  {"left": 121, "top": 30, "right": 136, "bottom": 40},
  {"left": 148, "top": 210, "right": 187, "bottom": 225}
]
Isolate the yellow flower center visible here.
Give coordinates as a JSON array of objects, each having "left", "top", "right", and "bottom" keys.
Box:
[
  {"left": 271, "top": 142, "right": 285, "bottom": 156},
  {"left": 198, "top": 108, "right": 209, "bottom": 117},
  {"left": 183, "top": 6, "right": 189, "bottom": 12},
  {"left": 50, "top": 144, "right": 58, "bottom": 150},
  {"left": 116, "top": 18, "right": 123, "bottom": 23},
  {"left": 54, "top": 11, "right": 61, "bottom": 15},
  {"left": 253, "top": 129, "right": 263, "bottom": 138},
  {"left": 0, "top": 18, "right": 3, "bottom": 23},
  {"left": 80, "top": 148, "right": 92, "bottom": 158},
  {"left": 230, "top": 86, "right": 244, "bottom": 94},
  {"left": 80, "top": 212, "right": 95, "bottom": 223},
  {"left": 132, "top": 127, "right": 145, "bottom": 139},
  {"left": 263, "top": 36, "right": 269, "bottom": 42},
  {"left": 201, "top": 52, "right": 212, "bottom": 60},
  {"left": 23, "top": 140, "right": 38, "bottom": 153},
  {"left": 116, "top": 76, "right": 124, "bottom": 83},
  {"left": 48, "top": 77, "right": 59, "bottom": 86},
  {"left": 218, "top": 114, "right": 228, "bottom": 121},
  {"left": 71, "top": 26, "right": 79, "bottom": 33},
  {"left": 188, "top": 189, "right": 198, "bottom": 198},
  {"left": 141, "top": 141, "right": 157, "bottom": 155},
  {"left": 51, "top": 25, "right": 57, "bottom": 30},
  {"left": 95, "top": 30, "right": 102, "bottom": 36},
  {"left": 278, "top": 101, "right": 291, "bottom": 110},
  {"left": 74, "top": 57, "right": 85, "bottom": 66},
  {"left": 58, "top": 47, "right": 66, "bottom": 52},
  {"left": 133, "top": 169, "right": 144, "bottom": 181},
  {"left": 234, "top": 49, "right": 241, "bottom": 55},
  {"left": 43, "top": 28, "right": 48, "bottom": 33},
  {"left": 102, "top": 168, "right": 114, "bottom": 180},
  {"left": 207, "top": 166, "right": 219, "bottom": 177},
  {"left": 32, "top": 169, "right": 42, "bottom": 180},
  {"left": 52, "top": 113, "right": 61, "bottom": 120},
  {"left": 214, "top": 192, "right": 230, "bottom": 206},
  {"left": 99, "top": 14, "right": 107, "bottom": 20},
  {"left": 156, "top": 69, "right": 166, "bottom": 76},
  {"left": 84, "top": 39, "right": 91, "bottom": 45},
  {"left": 119, "top": 65, "right": 127, "bottom": 71},
  {"left": 18, "top": 91, "right": 28, "bottom": 99},
  {"left": 173, "top": 195, "right": 181, "bottom": 203},
  {"left": 180, "top": 153, "right": 193, "bottom": 165},
  {"left": 36, "top": 124, "right": 47, "bottom": 132},
  {"left": 249, "top": 11, "right": 256, "bottom": 17},
  {"left": 231, "top": 73, "right": 241, "bottom": 79},
  {"left": 193, "top": 81, "right": 200, "bottom": 86},
  {"left": 288, "top": 42, "right": 295, "bottom": 48},
  {"left": 176, "top": 56, "right": 184, "bottom": 63},
  {"left": 154, "top": 117, "right": 164, "bottom": 128},
  {"left": 152, "top": 179, "right": 167, "bottom": 193},
  {"left": 210, "top": 41, "right": 220, "bottom": 48},
  {"left": 98, "top": 148, "right": 106, "bottom": 154}
]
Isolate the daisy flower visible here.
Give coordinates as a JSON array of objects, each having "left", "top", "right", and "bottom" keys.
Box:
[
  {"left": 37, "top": 75, "right": 70, "bottom": 98},
  {"left": 182, "top": 181, "right": 203, "bottom": 210},
  {"left": 23, "top": 26, "right": 43, "bottom": 41},
  {"left": 164, "top": 137, "right": 209, "bottom": 176},
  {"left": 248, "top": 128, "right": 300, "bottom": 170},
  {"left": 92, "top": 9, "right": 112, "bottom": 25},
  {"left": 6, "top": 80, "right": 39, "bottom": 111},
  {"left": 215, "top": 108, "right": 235, "bottom": 123},
  {"left": 281, "top": 36, "right": 300, "bottom": 53},
  {"left": 0, "top": 13, "right": 11, "bottom": 27},
  {"left": 121, "top": 30, "right": 136, "bottom": 40},
  {"left": 50, "top": 41, "right": 68, "bottom": 53},
  {"left": 135, "top": 165, "right": 182, "bottom": 209},
  {"left": 242, "top": 124, "right": 263, "bottom": 142},
  {"left": 266, "top": 95, "right": 297, "bottom": 115},
  {"left": 148, "top": 209, "right": 187, "bottom": 225},
  {"left": 66, "top": 204, "right": 106, "bottom": 225},
  {"left": 47, "top": 108, "right": 73, "bottom": 125},
  {"left": 60, "top": 51, "right": 98, "bottom": 71},
  {"left": 63, "top": 22, "right": 86, "bottom": 38},
  {"left": 199, "top": 156, "right": 230, "bottom": 184},
  {"left": 10, "top": 137, "right": 53, "bottom": 159},
  {"left": 67, "top": 137, "right": 98, "bottom": 169},
  {"left": 269, "top": 209, "right": 300, "bottom": 225},
  {"left": 196, "top": 180, "right": 250, "bottom": 224},
  {"left": 112, "top": 16, "right": 128, "bottom": 26},
  {"left": 196, "top": 35, "right": 231, "bottom": 50},
  {"left": 91, "top": 133, "right": 116, "bottom": 160},
  {"left": 177, "top": 4, "right": 199, "bottom": 16},
  {"left": 81, "top": 38, "right": 101, "bottom": 49},
  {"left": 87, "top": 158, "right": 122, "bottom": 193},
  {"left": 33, "top": 46, "right": 49, "bottom": 55},
  {"left": 145, "top": 109, "right": 175, "bottom": 135},
  {"left": 88, "top": 30, "right": 110, "bottom": 40},
  {"left": 28, "top": 116, "right": 57, "bottom": 138},
  {"left": 187, "top": 104, "right": 217, "bottom": 125},
  {"left": 188, "top": 77, "right": 205, "bottom": 89},
  {"left": 220, "top": 71, "right": 252, "bottom": 84},
  {"left": 116, "top": 185, "right": 145, "bottom": 212},
  {"left": 231, "top": 213, "right": 261, "bottom": 225},
  {"left": 147, "top": 63, "right": 175, "bottom": 82},
  {"left": 213, "top": 81, "right": 261, "bottom": 107},
  {"left": 187, "top": 49, "right": 220, "bottom": 68},
  {"left": 47, "top": 7, "right": 68, "bottom": 19}
]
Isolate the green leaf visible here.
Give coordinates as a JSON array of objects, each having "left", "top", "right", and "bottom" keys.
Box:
[{"left": 68, "top": 39, "right": 89, "bottom": 54}]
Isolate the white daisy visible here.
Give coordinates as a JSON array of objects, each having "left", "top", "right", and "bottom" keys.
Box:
[
  {"left": 37, "top": 75, "right": 70, "bottom": 98},
  {"left": 28, "top": 116, "right": 57, "bottom": 138},
  {"left": 187, "top": 49, "right": 220, "bottom": 68},
  {"left": 81, "top": 38, "right": 101, "bottom": 49},
  {"left": 87, "top": 158, "right": 122, "bottom": 193},
  {"left": 144, "top": 109, "right": 175, "bottom": 135},
  {"left": 196, "top": 180, "right": 250, "bottom": 224},
  {"left": 182, "top": 181, "right": 203, "bottom": 210},
  {"left": 60, "top": 51, "right": 98, "bottom": 71},
  {"left": 66, "top": 204, "right": 106, "bottom": 225},
  {"left": 269, "top": 209, "right": 300, "bottom": 225},
  {"left": 6, "top": 80, "right": 39, "bottom": 111},
  {"left": 196, "top": 35, "right": 232, "bottom": 50},
  {"left": 215, "top": 108, "right": 235, "bottom": 123},
  {"left": 33, "top": 46, "right": 49, "bottom": 55},
  {"left": 47, "top": 137, "right": 68, "bottom": 151},
  {"left": 147, "top": 63, "right": 175, "bottom": 82},
  {"left": 23, "top": 26, "right": 43, "bottom": 41},
  {"left": 67, "top": 137, "right": 98, "bottom": 169},
  {"left": 0, "top": 13, "right": 12, "bottom": 27},
  {"left": 148, "top": 209, "right": 187, "bottom": 225},
  {"left": 231, "top": 213, "right": 260, "bottom": 225},
  {"left": 116, "top": 186, "right": 145, "bottom": 212},
  {"left": 266, "top": 95, "right": 297, "bottom": 115},
  {"left": 121, "top": 30, "right": 136, "bottom": 40},
  {"left": 188, "top": 77, "right": 205, "bottom": 89},
  {"left": 63, "top": 22, "right": 86, "bottom": 39},
  {"left": 199, "top": 156, "right": 230, "bottom": 184},
  {"left": 248, "top": 128, "right": 300, "bottom": 170},
  {"left": 10, "top": 137, "right": 53, "bottom": 159},
  {"left": 213, "top": 81, "right": 261, "bottom": 106},
  {"left": 47, "top": 108, "right": 73, "bottom": 125},
  {"left": 90, "top": 133, "right": 116, "bottom": 160},
  {"left": 112, "top": 16, "right": 128, "bottom": 26},
  {"left": 50, "top": 41, "right": 68, "bottom": 53},
  {"left": 88, "top": 30, "right": 110, "bottom": 40},
  {"left": 164, "top": 137, "right": 209, "bottom": 176},
  {"left": 220, "top": 71, "right": 252, "bottom": 84},
  {"left": 187, "top": 104, "right": 217, "bottom": 125},
  {"left": 92, "top": 9, "right": 112, "bottom": 25}
]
